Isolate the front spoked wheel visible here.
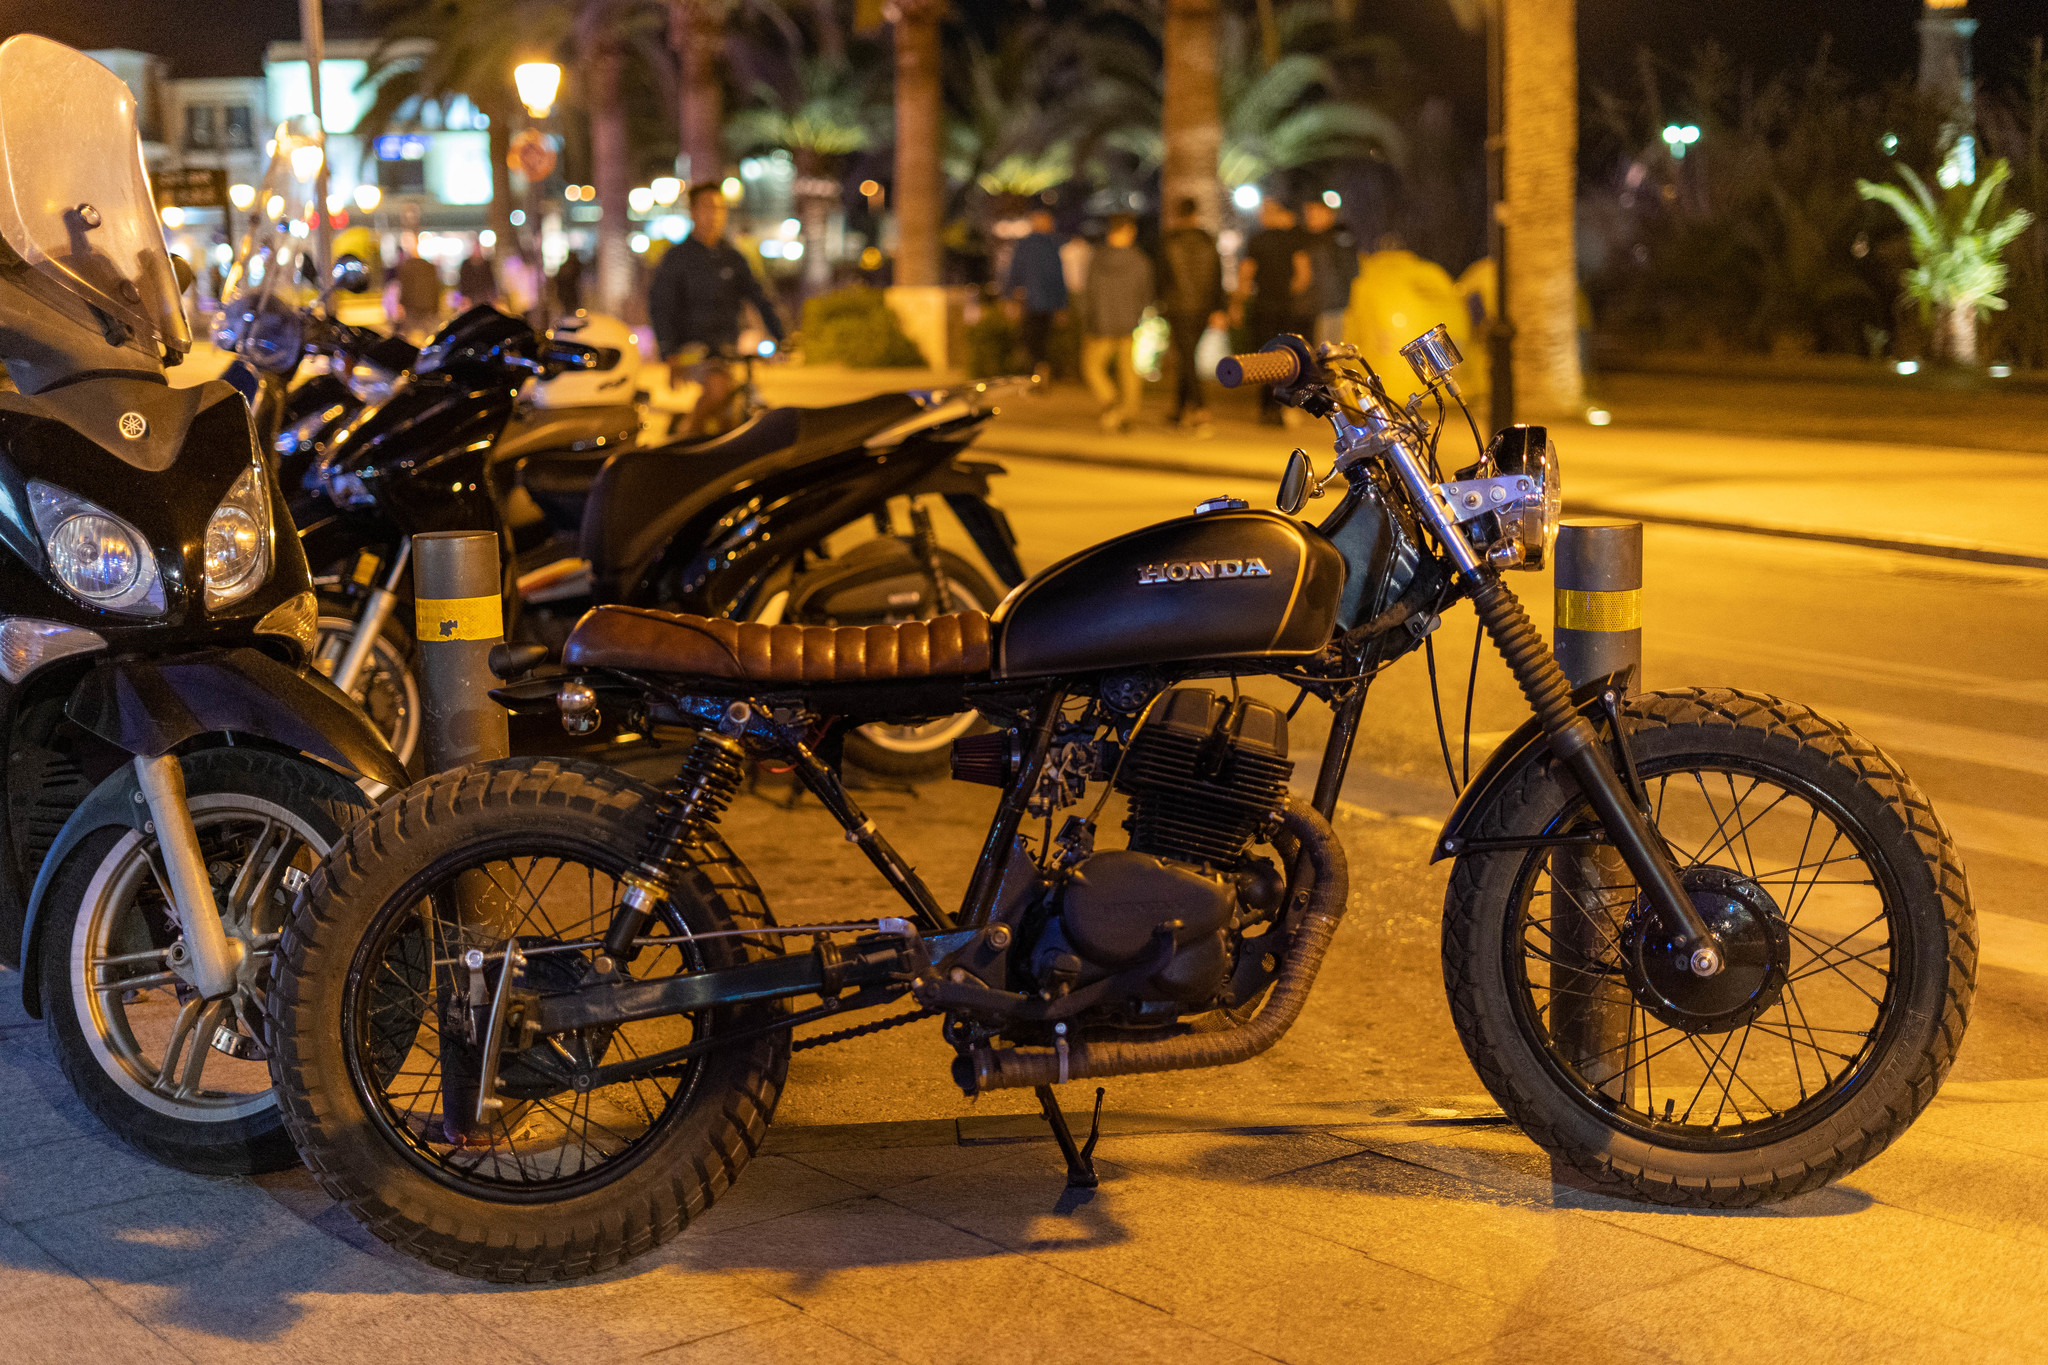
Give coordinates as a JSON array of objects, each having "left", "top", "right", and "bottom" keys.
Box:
[{"left": 1444, "top": 688, "right": 1974, "bottom": 1206}]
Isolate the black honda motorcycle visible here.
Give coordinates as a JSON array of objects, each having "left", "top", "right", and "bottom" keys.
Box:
[
  {"left": 0, "top": 37, "right": 401, "bottom": 1175},
  {"left": 267, "top": 322, "right": 1973, "bottom": 1281}
]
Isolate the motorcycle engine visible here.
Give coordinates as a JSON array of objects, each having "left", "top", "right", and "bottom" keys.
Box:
[{"left": 1028, "top": 687, "right": 1293, "bottom": 1013}]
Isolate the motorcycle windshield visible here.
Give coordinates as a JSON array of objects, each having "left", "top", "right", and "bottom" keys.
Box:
[
  {"left": 214, "top": 115, "right": 323, "bottom": 353},
  {"left": 0, "top": 36, "right": 191, "bottom": 359}
]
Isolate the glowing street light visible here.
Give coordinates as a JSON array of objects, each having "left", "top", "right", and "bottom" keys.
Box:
[
  {"left": 1232, "top": 184, "right": 1261, "bottom": 211},
  {"left": 353, "top": 183, "right": 382, "bottom": 213},
  {"left": 289, "top": 141, "right": 325, "bottom": 183},
  {"left": 1322, "top": 190, "right": 1342, "bottom": 208},
  {"left": 721, "top": 176, "right": 742, "bottom": 201},
  {"left": 160, "top": 206, "right": 185, "bottom": 228},
  {"left": 628, "top": 186, "right": 655, "bottom": 214},
  {"left": 228, "top": 182, "right": 256, "bottom": 211},
  {"left": 513, "top": 61, "right": 562, "bottom": 120},
  {"left": 1661, "top": 124, "right": 1701, "bottom": 159},
  {"left": 651, "top": 176, "right": 681, "bottom": 206}
]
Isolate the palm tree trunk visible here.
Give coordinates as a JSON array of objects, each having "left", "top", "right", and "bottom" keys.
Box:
[
  {"left": 483, "top": 96, "right": 517, "bottom": 270},
  {"left": 669, "top": 0, "right": 725, "bottom": 185},
  {"left": 1948, "top": 303, "right": 1978, "bottom": 365},
  {"left": 1163, "top": 0, "right": 1222, "bottom": 233},
  {"left": 582, "top": 17, "right": 635, "bottom": 318},
  {"left": 892, "top": 0, "right": 944, "bottom": 288},
  {"left": 1503, "top": 0, "right": 1584, "bottom": 417}
]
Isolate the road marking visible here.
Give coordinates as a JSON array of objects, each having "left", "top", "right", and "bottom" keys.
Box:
[
  {"left": 1819, "top": 706, "right": 2048, "bottom": 778},
  {"left": 1655, "top": 630, "right": 2048, "bottom": 708},
  {"left": 1937, "top": 801, "right": 2048, "bottom": 869}
]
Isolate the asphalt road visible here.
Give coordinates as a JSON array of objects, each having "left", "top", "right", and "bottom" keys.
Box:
[{"left": 756, "top": 445, "right": 2048, "bottom": 1127}]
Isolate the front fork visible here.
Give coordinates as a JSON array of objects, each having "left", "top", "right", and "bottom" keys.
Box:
[
  {"left": 133, "top": 755, "right": 245, "bottom": 1000},
  {"left": 328, "top": 538, "right": 412, "bottom": 696},
  {"left": 1369, "top": 428, "right": 1723, "bottom": 975}
]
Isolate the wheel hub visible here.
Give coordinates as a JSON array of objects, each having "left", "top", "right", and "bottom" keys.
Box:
[{"left": 1622, "top": 865, "right": 1790, "bottom": 1034}]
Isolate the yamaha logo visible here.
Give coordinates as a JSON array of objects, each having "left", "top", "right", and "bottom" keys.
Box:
[
  {"left": 117, "top": 411, "right": 147, "bottom": 440},
  {"left": 1137, "top": 557, "right": 1272, "bottom": 585}
]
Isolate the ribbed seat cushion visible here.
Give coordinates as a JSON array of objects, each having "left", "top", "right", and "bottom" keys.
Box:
[{"left": 562, "top": 606, "right": 992, "bottom": 682}]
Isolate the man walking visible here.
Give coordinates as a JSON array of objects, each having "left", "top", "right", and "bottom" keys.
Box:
[
  {"left": 1079, "top": 213, "right": 1155, "bottom": 435},
  {"left": 1005, "top": 208, "right": 1067, "bottom": 383},
  {"left": 1234, "top": 196, "right": 1313, "bottom": 423},
  {"left": 1303, "top": 197, "right": 1358, "bottom": 345},
  {"left": 1157, "top": 197, "right": 1225, "bottom": 434},
  {"left": 649, "top": 183, "right": 786, "bottom": 437},
  {"left": 553, "top": 251, "right": 585, "bottom": 316}
]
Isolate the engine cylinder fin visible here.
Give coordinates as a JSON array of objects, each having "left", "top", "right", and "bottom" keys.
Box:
[{"left": 1116, "top": 688, "right": 1293, "bottom": 869}]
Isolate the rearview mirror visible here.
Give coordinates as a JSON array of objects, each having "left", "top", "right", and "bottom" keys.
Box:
[
  {"left": 169, "top": 253, "right": 196, "bottom": 295},
  {"left": 1277, "top": 447, "right": 1317, "bottom": 516},
  {"left": 331, "top": 254, "right": 371, "bottom": 294}
]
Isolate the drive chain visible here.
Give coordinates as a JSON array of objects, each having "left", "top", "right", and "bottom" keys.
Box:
[{"left": 792, "top": 1006, "right": 939, "bottom": 1052}]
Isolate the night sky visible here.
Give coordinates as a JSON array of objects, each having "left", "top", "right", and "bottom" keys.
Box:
[{"left": 2, "top": 2, "right": 2044, "bottom": 96}]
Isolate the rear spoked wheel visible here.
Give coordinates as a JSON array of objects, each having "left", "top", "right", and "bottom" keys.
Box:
[
  {"left": 268, "top": 759, "right": 787, "bottom": 1282},
  {"left": 1444, "top": 689, "right": 1974, "bottom": 1206}
]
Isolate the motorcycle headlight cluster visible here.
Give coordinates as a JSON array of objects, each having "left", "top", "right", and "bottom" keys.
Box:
[
  {"left": 0, "top": 618, "right": 106, "bottom": 683},
  {"left": 343, "top": 360, "right": 397, "bottom": 405},
  {"left": 28, "top": 483, "right": 166, "bottom": 615},
  {"left": 1494, "top": 434, "right": 1561, "bottom": 571},
  {"left": 204, "top": 463, "right": 274, "bottom": 610}
]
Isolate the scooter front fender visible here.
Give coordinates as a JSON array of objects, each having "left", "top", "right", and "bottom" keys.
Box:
[
  {"left": 15, "top": 762, "right": 148, "bottom": 1016},
  {"left": 64, "top": 647, "right": 405, "bottom": 790}
]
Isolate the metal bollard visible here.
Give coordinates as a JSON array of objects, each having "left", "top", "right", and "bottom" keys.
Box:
[
  {"left": 1550, "top": 518, "right": 1643, "bottom": 1107},
  {"left": 413, "top": 530, "right": 510, "bottom": 774},
  {"left": 1553, "top": 518, "right": 1642, "bottom": 689}
]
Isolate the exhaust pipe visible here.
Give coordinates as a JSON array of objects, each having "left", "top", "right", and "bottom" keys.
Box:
[{"left": 967, "top": 795, "right": 1349, "bottom": 1092}]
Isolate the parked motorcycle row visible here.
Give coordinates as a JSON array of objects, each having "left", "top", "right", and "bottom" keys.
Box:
[{"left": 5, "top": 34, "right": 1978, "bottom": 1285}]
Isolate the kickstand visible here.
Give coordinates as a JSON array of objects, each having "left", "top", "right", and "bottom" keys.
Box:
[{"left": 1034, "top": 1084, "right": 1104, "bottom": 1189}]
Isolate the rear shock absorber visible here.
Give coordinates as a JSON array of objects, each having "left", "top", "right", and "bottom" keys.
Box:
[{"left": 602, "top": 703, "right": 751, "bottom": 964}]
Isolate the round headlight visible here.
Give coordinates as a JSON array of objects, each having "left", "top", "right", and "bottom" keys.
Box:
[
  {"left": 205, "top": 505, "right": 265, "bottom": 590},
  {"left": 1538, "top": 436, "right": 1561, "bottom": 560},
  {"left": 48, "top": 514, "right": 143, "bottom": 600}
]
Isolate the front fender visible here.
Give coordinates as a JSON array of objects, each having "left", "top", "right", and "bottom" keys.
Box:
[
  {"left": 65, "top": 647, "right": 405, "bottom": 790},
  {"left": 1432, "top": 669, "right": 1633, "bottom": 863},
  {"left": 17, "top": 763, "right": 149, "bottom": 1016}
]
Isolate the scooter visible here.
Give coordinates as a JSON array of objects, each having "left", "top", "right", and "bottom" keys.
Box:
[
  {"left": 302, "top": 302, "right": 1026, "bottom": 776},
  {"left": 0, "top": 38, "right": 402, "bottom": 1174}
]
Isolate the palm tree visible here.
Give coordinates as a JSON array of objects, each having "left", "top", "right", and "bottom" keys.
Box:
[
  {"left": 728, "top": 55, "right": 882, "bottom": 290},
  {"left": 1858, "top": 159, "right": 2035, "bottom": 365},
  {"left": 667, "top": 0, "right": 726, "bottom": 184},
  {"left": 1162, "top": 0, "right": 1222, "bottom": 230},
  {"left": 358, "top": 0, "right": 557, "bottom": 271},
  {"left": 1503, "top": 0, "right": 1582, "bottom": 417},
  {"left": 1218, "top": 52, "right": 1406, "bottom": 187},
  {"left": 891, "top": 0, "right": 946, "bottom": 289}
]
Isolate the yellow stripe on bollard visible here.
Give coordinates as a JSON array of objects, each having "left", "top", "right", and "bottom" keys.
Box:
[
  {"left": 415, "top": 595, "right": 503, "bottom": 643},
  {"left": 1555, "top": 587, "right": 1641, "bottom": 632}
]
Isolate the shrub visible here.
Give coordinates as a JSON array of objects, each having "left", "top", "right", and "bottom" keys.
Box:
[
  {"left": 800, "top": 287, "right": 926, "bottom": 367},
  {"left": 965, "top": 309, "right": 1025, "bottom": 378}
]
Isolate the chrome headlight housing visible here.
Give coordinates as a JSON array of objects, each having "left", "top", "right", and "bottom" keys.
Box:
[
  {"left": 1492, "top": 428, "right": 1560, "bottom": 571},
  {"left": 27, "top": 483, "right": 165, "bottom": 615},
  {"left": 204, "top": 463, "right": 275, "bottom": 610}
]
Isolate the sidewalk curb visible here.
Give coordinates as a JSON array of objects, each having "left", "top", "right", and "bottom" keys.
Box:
[{"left": 978, "top": 441, "right": 2048, "bottom": 573}]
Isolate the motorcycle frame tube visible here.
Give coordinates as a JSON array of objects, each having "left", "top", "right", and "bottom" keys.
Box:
[{"left": 132, "top": 753, "right": 243, "bottom": 999}]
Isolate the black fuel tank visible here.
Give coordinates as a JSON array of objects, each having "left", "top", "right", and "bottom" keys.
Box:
[{"left": 992, "top": 509, "right": 1345, "bottom": 678}]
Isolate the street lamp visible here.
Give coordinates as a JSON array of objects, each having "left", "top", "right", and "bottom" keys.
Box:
[
  {"left": 651, "top": 176, "right": 681, "bottom": 206},
  {"left": 1661, "top": 124, "right": 1701, "bottom": 159},
  {"left": 353, "top": 183, "right": 382, "bottom": 213},
  {"left": 513, "top": 61, "right": 561, "bottom": 120},
  {"left": 512, "top": 59, "right": 562, "bottom": 322},
  {"left": 228, "top": 183, "right": 256, "bottom": 211}
]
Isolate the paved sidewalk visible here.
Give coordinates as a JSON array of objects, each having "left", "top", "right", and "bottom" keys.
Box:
[{"left": 5, "top": 792, "right": 2047, "bottom": 1365}]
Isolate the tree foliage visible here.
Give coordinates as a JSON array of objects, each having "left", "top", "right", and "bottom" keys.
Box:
[{"left": 1857, "top": 160, "right": 2034, "bottom": 325}]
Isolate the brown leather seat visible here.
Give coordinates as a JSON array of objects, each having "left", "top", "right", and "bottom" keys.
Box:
[{"left": 563, "top": 606, "right": 992, "bottom": 683}]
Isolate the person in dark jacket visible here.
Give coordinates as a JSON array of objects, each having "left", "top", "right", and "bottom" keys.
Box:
[
  {"left": 1303, "top": 197, "right": 1358, "bottom": 344},
  {"left": 1004, "top": 208, "right": 1067, "bottom": 381},
  {"left": 1234, "top": 196, "right": 1314, "bottom": 423},
  {"left": 1157, "top": 197, "right": 1225, "bottom": 433},
  {"left": 456, "top": 243, "right": 497, "bottom": 308},
  {"left": 649, "top": 182, "right": 786, "bottom": 436},
  {"left": 1080, "top": 214, "right": 1155, "bottom": 434},
  {"left": 553, "top": 251, "right": 585, "bottom": 317}
]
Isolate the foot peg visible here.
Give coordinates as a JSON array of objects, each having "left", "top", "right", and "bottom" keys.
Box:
[{"left": 1034, "top": 1084, "right": 1105, "bottom": 1189}]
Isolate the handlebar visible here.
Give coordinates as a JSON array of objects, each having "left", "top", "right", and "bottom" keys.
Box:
[{"left": 1216, "top": 348, "right": 1302, "bottom": 389}]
